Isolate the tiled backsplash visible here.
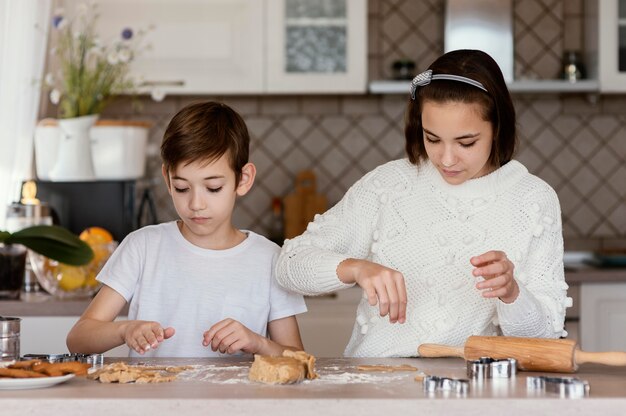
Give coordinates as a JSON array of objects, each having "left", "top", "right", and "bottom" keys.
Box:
[{"left": 45, "top": 0, "right": 626, "bottom": 250}]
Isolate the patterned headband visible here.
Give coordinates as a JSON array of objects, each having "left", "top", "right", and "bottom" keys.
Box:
[{"left": 410, "top": 69, "right": 488, "bottom": 100}]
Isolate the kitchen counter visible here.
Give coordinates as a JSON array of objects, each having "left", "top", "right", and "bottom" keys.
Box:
[
  {"left": 1, "top": 357, "right": 626, "bottom": 415},
  {"left": 2, "top": 267, "right": 624, "bottom": 317}
]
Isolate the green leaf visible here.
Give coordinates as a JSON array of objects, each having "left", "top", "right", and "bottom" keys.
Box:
[{"left": 3, "top": 225, "right": 93, "bottom": 266}]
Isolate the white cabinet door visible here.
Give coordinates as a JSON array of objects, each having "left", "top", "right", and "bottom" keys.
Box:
[
  {"left": 20, "top": 316, "right": 129, "bottom": 357},
  {"left": 265, "top": 0, "right": 367, "bottom": 93},
  {"left": 97, "top": 0, "right": 264, "bottom": 94},
  {"left": 598, "top": 0, "right": 626, "bottom": 91},
  {"left": 580, "top": 283, "right": 626, "bottom": 351},
  {"left": 297, "top": 288, "right": 362, "bottom": 357}
]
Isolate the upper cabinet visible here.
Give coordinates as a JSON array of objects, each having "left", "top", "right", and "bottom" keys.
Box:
[
  {"left": 97, "top": 0, "right": 264, "bottom": 95},
  {"left": 96, "top": 0, "right": 367, "bottom": 95},
  {"left": 266, "top": 0, "right": 367, "bottom": 93},
  {"left": 590, "top": 0, "right": 626, "bottom": 92}
]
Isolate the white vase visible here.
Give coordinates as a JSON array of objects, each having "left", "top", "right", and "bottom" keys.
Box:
[{"left": 49, "top": 114, "right": 99, "bottom": 181}]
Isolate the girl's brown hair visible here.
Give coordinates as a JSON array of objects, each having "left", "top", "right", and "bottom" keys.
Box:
[
  {"left": 161, "top": 101, "right": 250, "bottom": 185},
  {"left": 404, "top": 49, "right": 517, "bottom": 168}
]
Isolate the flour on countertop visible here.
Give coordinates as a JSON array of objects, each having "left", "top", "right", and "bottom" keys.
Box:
[{"left": 176, "top": 364, "right": 415, "bottom": 385}]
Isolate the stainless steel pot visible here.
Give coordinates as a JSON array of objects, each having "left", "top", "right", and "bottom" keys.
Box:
[{"left": 0, "top": 316, "right": 21, "bottom": 361}]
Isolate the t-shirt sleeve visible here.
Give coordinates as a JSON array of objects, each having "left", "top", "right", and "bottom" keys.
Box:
[
  {"left": 268, "top": 251, "right": 308, "bottom": 321},
  {"left": 96, "top": 231, "right": 144, "bottom": 302}
]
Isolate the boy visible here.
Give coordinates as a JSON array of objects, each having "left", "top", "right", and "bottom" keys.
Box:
[{"left": 67, "top": 101, "right": 307, "bottom": 357}]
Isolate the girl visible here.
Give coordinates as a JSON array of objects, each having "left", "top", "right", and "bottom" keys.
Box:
[{"left": 275, "top": 50, "right": 568, "bottom": 357}]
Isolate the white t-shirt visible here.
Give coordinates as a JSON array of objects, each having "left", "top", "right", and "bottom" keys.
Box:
[{"left": 98, "top": 221, "right": 307, "bottom": 357}]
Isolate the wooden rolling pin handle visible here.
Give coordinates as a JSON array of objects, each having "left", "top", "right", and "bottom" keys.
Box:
[
  {"left": 575, "top": 349, "right": 626, "bottom": 367},
  {"left": 418, "top": 344, "right": 465, "bottom": 358}
]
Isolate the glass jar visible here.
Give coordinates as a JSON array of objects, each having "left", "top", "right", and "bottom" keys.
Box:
[{"left": 0, "top": 244, "right": 27, "bottom": 300}]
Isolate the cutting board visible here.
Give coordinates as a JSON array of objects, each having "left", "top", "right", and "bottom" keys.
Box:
[{"left": 283, "top": 170, "right": 327, "bottom": 239}]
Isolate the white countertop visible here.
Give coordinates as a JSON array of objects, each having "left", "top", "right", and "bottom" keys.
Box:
[{"left": 1, "top": 357, "right": 625, "bottom": 415}]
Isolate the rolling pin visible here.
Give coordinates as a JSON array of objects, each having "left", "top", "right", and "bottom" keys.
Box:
[{"left": 418, "top": 336, "right": 626, "bottom": 373}]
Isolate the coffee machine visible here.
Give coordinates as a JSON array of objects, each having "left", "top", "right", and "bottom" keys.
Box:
[{"left": 4, "top": 181, "right": 53, "bottom": 293}]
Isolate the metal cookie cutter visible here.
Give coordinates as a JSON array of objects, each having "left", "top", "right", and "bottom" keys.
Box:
[
  {"left": 467, "top": 357, "right": 517, "bottom": 379},
  {"left": 423, "top": 375, "right": 470, "bottom": 395},
  {"left": 527, "top": 376, "right": 590, "bottom": 398}
]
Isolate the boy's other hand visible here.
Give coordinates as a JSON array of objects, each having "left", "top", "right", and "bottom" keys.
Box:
[
  {"left": 202, "top": 319, "right": 263, "bottom": 355},
  {"left": 122, "top": 321, "right": 175, "bottom": 355}
]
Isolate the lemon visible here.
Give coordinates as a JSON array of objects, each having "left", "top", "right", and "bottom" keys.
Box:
[
  {"left": 84, "top": 269, "right": 99, "bottom": 288},
  {"left": 79, "top": 227, "right": 113, "bottom": 246},
  {"left": 57, "top": 264, "right": 86, "bottom": 291}
]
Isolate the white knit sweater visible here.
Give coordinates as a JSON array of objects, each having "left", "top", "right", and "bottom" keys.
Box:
[{"left": 276, "top": 159, "right": 569, "bottom": 357}]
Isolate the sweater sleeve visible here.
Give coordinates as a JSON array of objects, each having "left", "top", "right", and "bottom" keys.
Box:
[
  {"left": 497, "top": 186, "right": 568, "bottom": 338},
  {"left": 275, "top": 170, "right": 381, "bottom": 296}
]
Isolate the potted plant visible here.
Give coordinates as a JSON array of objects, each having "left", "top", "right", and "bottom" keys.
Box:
[
  {"left": 0, "top": 225, "right": 92, "bottom": 299},
  {"left": 41, "top": 2, "right": 156, "bottom": 181}
]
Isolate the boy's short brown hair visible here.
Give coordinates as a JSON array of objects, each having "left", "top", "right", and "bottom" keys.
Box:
[{"left": 161, "top": 101, "right": 250, "bottom": 184}]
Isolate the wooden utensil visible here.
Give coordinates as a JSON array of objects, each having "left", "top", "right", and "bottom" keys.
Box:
[
  {"left": 283, "top": 170, "right": 327, "bottom": 239},
  {"left": 418, "top": 336, "right": 626, "bottom": 373}
]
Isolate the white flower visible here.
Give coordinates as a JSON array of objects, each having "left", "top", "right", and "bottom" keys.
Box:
[
  {"left": 50, "top": 89, "right": 61, "bottom": 104},
  {"left": 117, "top": 48, "right": 131, "bottom": 63},
  {"left": 44, "top": 73, "right": 55, "bottom": 87},
  {"left": 106, "top": 52, "right": 119, "bottom": 65},
  {"left": 150, "top": 88, "right": 166, "bottom": 102},
  {"left": 87, "top": 46, "right": 102, "bottom": 57}
]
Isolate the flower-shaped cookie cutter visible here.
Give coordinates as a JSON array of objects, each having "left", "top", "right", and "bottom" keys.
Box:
[{"left": 467, "top": 357, "right": 517, "bottom": 379}]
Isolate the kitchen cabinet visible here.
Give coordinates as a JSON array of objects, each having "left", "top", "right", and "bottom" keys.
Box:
[
  {"left": 96, "top": 0, "right": 264, "bottom": 94},
  {"left": 587, "top": 0, "right": 626, "bottom": 92},
  {"left": 266, "top": 0, "right": 367, "bottom": 93},
  {"left": 297, "top": 287, "right": 362, "bottom": 357},
  {"left": 19, "top": 316, "right": 129, "bottom": 357},
  {"left": 580, "top": 282, "right": 626, "bottom": 351},
  {"left": 95, "top": 0, "right": 366, "bottom": 95}
]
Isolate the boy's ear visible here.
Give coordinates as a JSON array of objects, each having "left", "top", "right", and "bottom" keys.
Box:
[
  {"left": 236, "top": 162, "right": 256, "bottom": 196},
  {"left": 162, "top": 164, "right": 172, "bottom": 194}
]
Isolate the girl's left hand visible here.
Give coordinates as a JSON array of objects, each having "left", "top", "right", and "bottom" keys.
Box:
[
  {"left": 470, "top": 250, "right": 519, "bottom": 304},
  {"left": 202, "top": 319, "right": 264, "bottom": 355}
]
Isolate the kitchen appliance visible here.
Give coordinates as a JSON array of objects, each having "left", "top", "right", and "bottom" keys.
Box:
[
  {"left": 444, "top": 0, "right": 513, "bottom": 82},
  {"left": 34, "top": 180, "right": 138, "bottom": 242},
  {"left": 418, "top": 335, "right": 626, "bottom": 373},
  {"left": 0, "top": 317, "right": 21, "bottom": 362},
  {"left": 5, "top": 184, "right": 54, "bottom": 293}
]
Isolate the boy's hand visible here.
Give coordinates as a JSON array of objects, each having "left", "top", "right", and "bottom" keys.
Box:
[
  {"left": 121, "top": 321, "right": 175, "bottom": 355},
  {"left": 202, "top": 319, "right": 264, "bottom": 355},
  {"left": 338, "top": 258, "right": 407, "bottom": 324},
  {"left": 471, "top": 250, "right": 520, "bottom": 304}
]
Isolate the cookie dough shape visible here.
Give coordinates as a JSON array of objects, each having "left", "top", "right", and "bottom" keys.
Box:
[
  {"left": 249, "top": 350, "right": 318, "bottom": 384},
  {"left": 357, "top": 364, "right": 418, "bottom": 372}
]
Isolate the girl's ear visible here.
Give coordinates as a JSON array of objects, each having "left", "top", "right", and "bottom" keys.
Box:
[
  {"left": 236, "top": 162, "right": 256, "bottom": 196},
  {"left": 162, "top": 164, "right": 172, "bottom": 195}
]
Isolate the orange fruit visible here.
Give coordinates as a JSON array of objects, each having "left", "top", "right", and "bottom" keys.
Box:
[
  {"left": 57, "top": 264, "right": 86, "bottom": 291},
  {"left": 79, "top": 227, "right": 114, "bottom": 245}
]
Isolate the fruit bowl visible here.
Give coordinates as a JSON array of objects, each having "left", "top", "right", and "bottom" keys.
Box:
[{"left": 29, "top": 241, "right": 118, "bottom": 299}]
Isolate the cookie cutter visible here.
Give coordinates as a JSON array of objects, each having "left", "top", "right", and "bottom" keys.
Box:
[
  {"left": 22, "top": 353, "right": 104, "bottom": 366},
  {"left": 423, "top": 375, "right": 470, "bottom": 395},
  {"left": 467, "top": 357, "right": 517, "bottom": 379},
  {"left": 527, "top": 375, "right": 590, "bottom": 398}
]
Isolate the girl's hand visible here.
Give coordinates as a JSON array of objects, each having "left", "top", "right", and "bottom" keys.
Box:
[
  {"left": 203, "top": 319, "right": 265, "bottom": 355},
  {"left": 471, "top": 251, "right": 519, "bottom": 303},
  {"left": 338, "top": 258, "right": 407, "bottom": 324},
  {"left": 121, "top": 321, "right": 175, "bottom": 355}
]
